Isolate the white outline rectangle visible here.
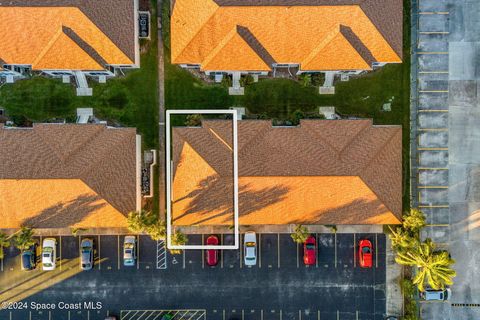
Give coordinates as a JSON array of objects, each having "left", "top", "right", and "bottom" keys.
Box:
[{"left": 166, "top": 109, "right": 239, "bottom": 250}]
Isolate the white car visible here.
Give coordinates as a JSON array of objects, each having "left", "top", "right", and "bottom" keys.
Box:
[
  {"left": 243, "top": 231, "right": 257, "bottom": 266},
  {"left": 123, "top": 236, "right": 137, "bottom": 267},
  {"left": 420, "top": 288, "right": 451, "bottom": 301},
  {"left": 42, "top": 238, "right": 57, "bottom": 271}
]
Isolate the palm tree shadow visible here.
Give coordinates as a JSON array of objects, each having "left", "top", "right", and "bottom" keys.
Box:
[
  {"left": 173, "top": 175, "right": 289, "bottom": 225},
  {"left": 21, "top": 194, "right": 107, "bottom": 228}
]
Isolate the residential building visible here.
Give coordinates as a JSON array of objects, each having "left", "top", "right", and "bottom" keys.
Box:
[
  {"left": 0, "top": 0, "right": 140, "bottom": 95},
  {"left": 172, "top": 119, "right": 402, "bottom": 227},
  {"left": 171, "top": 0, "right": 403, "bottom": 91},
  {"left": 0, "top": 124, "right": 143, "bottom": 230}
]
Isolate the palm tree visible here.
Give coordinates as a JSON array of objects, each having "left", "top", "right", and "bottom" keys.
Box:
[
  {"left": 291, "top": 224, "right": 309, "bottom": 244},
  {"left": 146, "top": 221, "right": 166, "bottom": 241},
  {"left": 0, "top": 232, "right": 10, "bottom": 260},
  {"left": 14, "top": 227, "right": 36, "bottom": 251},
  {"left": 395, "top": 239, "right": 456, "bottom": 291},
  {"left": 388, "top": 226, "right": 418, "bottom": 250},
  {"left": 403, "top": 209, "right": 426, "bottom": 233}
]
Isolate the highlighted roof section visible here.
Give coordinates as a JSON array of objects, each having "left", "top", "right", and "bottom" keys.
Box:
[
  {"left": 172, "top": 1, "right": 403, "bottom": 71},
  {"left": 172, "top": 119, "right": 403, "bottom": 226},
  {"left": 0, "top": 7, "right": 133, "bottom": 70}
]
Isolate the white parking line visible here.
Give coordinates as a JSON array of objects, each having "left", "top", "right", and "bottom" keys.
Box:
[
  {"left": 202, "top": 234, "right": 205, "bottom": 269},
  {"left": 298, "top": 310, "right": 302, "bottom": 320},
  {"left": 280, "top": 310, "right": 283, "bottom": 320},
  {"left": 1, "top": 256, "right": 3, "bottom": 272},
  {"left": 317, "top": 310, "right": 320, "bottom": 320},
  {"left": 239, "top": 235, "right": 243, "bottom": 269},
  {"left": 117, "top": 235, "right": 120, "bottom": 270},
  {"left": 259, "top": 233, "right": 262, "bottom": 268},
  {"left": 296, "top": 243, "right": 299, "bottom": 268},
  {"left": 277, "top": 233, "right": 280, "bottom": 269},
  {"left": 315, "top": 233, "right": 319, "bottom": 268},
  {"left": 137, "top": 235, "right": 140, "bottom": 270},
  {"left": 97, "top": 235, "right": 101, "bottom": 270},
  {"left": 375, "top": 233, "right": 378, "bottom": 268},
  {"left": 334, "top": 233, "right": 337, "bottom": 268},
  {"left": 353, "top": 233, "right": 356, "bottom": 268},
  {"left": 59, "top": 235, "right": 62, "bottom": 270},
  {"left": 221, "top": 234, "right": 224, "bottom": 269},
  {"left": 182, "top": 249, "right": 186, "bottom": 269}
]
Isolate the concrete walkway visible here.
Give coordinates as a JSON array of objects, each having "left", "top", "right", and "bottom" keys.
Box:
[{"left": 157, "top": 0, "right": 166, "bottom": 221}]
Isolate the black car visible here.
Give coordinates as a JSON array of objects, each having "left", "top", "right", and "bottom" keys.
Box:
[{"left": 21, "top": 244, "right": 37, "bottom": 271}]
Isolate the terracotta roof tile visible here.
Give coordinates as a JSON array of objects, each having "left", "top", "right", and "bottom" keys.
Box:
[
  {"left": 172, "top": 120, "right": 402, "bottom": 226},
  {"left": 0, "top": 124, "right": 137, "bottom": 229},
  {"left": 0, "top": 5, "right": 134, "bottom": 70},
  {"left": 172, "top": 1, "right": 402, "bottom": 71}
]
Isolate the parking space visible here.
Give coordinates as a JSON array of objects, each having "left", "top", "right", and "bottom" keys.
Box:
[{"left": 1, "top": 233, "right": 386, "bottom": 320}]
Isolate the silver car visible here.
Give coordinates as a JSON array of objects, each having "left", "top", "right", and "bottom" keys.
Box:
[
  {"left": 243, "top": 231, "right": 257, "bottom": 266},
  {"left": 123, "top": 236, "right": 137, "bottom": 267},
  {"left": 80, "top": 238, "right": 94, "bottom": 270}
]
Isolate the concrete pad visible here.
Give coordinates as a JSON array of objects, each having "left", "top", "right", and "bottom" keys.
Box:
[
  {"left": 422, "top": 207, "right": 450, "bottom": 224},
  {"left": 419, "top": 33, "right": 449, "bottom": 43},
  {"left": 419, "top": 53, "right": 449, "bottom": 71},
  {"left": 449, "top": 106, "right": 480, "bottom": 164},
  {"left": 418, "top": 131, "right": 449, "bottom": 148},
  {"left": 449, "top": 164, "right": 480, "bottom": 202},
  {"left": 448, "top": 239, "right": 480, "bottom": 304},
  {"left": 420, "top": 303, "right": 451, "bottom": 320},
  {"left": 419, "top": 92, "right": 449, "bottom": 109},
  {"left": 419, "top": 188, "right": 449, "bottom": 205},
  {"left": 419, "top": 14, "right": 450, "bottom": 32},
  {"left": 419, "top": 0, "right": 449, "bottom": 12},
  {"left": 449, "top": 43, "right": 480, "bottom": 80},
  {"left": 419, "top": 79, "right": 449, "bottom": 91},
  {"left": 420, "top": 225, "right": 450, "bottom": 242},
  {"left": 419, "top": 169, "right": 449, "bottom": 186},
  {"left": 448, "top": 80, "right": 477, "bottom": 106},
  {"left": 417, "top": 41, "right": 449, "bottom": 52},
  {"left": 464, "top": 1, "right": 480, "bottom": 42},
  {"left": 418, "top": 112, "right": 449, "bottom": 128},
  {"left": 419, "top": 150, "right": 449, "bottom": 167}
]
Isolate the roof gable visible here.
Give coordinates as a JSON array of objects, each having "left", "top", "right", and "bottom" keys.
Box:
[
  {"left": 202, "top": 26, "right": 272, "bottom": 71},
  {"left": 0, "top": 7, "right": 133, "bottom": 70},
  {"left": 172, "top": 1, "right": 402, "bottom": 71}
]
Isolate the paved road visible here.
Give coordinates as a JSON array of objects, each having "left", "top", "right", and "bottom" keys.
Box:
[
  {"left": 413, "top": 0, "right": 480, "bottom": 319},
  {"left": 0, "top": 233, "right": 386, "bottom": 320}
]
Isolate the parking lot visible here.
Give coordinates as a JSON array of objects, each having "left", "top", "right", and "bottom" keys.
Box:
[{"left": 0, "top": 233, "right": 386, "bottom": 320}]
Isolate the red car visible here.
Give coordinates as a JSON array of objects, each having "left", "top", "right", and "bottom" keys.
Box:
[
  {"left": 358, "top": 239, "right": 373, "bottom": 268},
  {"left": 205, "top": 235, "right": 219, "bottom": 266},
  {"left": 303, "top": 235, "right": 316, "bottom": 265}
]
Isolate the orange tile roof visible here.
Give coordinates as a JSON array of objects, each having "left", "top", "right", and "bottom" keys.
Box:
[
  {"left": 172, "top": 120, "right": 402, "bottom": 226},
  {"left": 0, "top": 124, "right": 137, "bottom": 229},
  {"left": 0, "top": 7, "right": 133, "bottom": 70},
  {"left": 171, "top": 0, "right": 402, "bottom": 71},
  {"left": 0, "top": 180, "right": 128, "bottom": 229}
]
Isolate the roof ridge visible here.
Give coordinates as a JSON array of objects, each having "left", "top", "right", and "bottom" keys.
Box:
[
  {"left": 172, "top": 0, "right": 220, "bottom": 62},
  {"left": 201, "top": 26, "right": 239, "bottom": 68},
  {"left": 32, "top": 26, "right": 64, "bottom": 68},
  {"left": 336, "top": 120, "right": 372, "bottom": 156},
  {"left": 301, "top": 25, "right": 340, "bottom": 67},
  {"left": 359, "top": 175, "right": 400, "bottom": 223}
]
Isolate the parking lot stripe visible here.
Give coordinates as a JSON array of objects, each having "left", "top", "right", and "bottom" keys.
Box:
[
  {"left": 353, "top": 233, "right": 356, "bottom": 268},
  {"left": 375, "top": 233, "right": 378, "bottom": 268},
  {"left": 317, "top": 310, "right": 320, "bottom": 320},
  {"left": 261, "top": 309, "right": 264, "bottom": 320},
  {"left": 68, "top": 311, "right": 71, "bottom": 320},
  {"left": 183, "top": 249, "right": 186, "bottom": 269},
  {"left": 242, "top": 309, "right": 244, "bottom": 320},
  {"left": 335, "top": 232, "right": 337, "bottom": 268},
  {"left": 277, "top": 233, "right": 280, "bottom": 268},
  {"left": 202, "top": 234, "right": 204, "bottom": 269},
  {"left": 29, "top": 311, "right": 31, "bottom": 320},
  {"left": 223, "top": 309, "right": 225, "bottom": 320},
  {"left": 337, "top": 310, "right": 339, "bottom": 320},
  {"left": 280, "top": 310, "right": 283, "bottom": 320},
  {"left": 315, "top": 233, "right": 318, "bottom": 268},
  {"left": 296, "top": 243, "right": 299, "bottom": 268},
  {"left": 117, "top": 235, "right": 120, "bottom": 270},
  {"left": 259, "top": 233, "right": 262, "bottom": 268},
  {"left": 1, "top": 256, "right": 3, "bottom": 272},
  {"left": 356, "top": 310, "right": 359, "bottom": 320},
  {"left": 59, "top": 235, "right": 62, "bottom": 270},
  {"left": 137, "top": 235, "right": 140, "bottom": 270},
  {"left": 240, "top": 236, "right": 243, "bottom": 268},
  {"left": 9, "top": 311, "right": 11, "bottom": 320},
  {"left": 220, "top": 234, "right": 224, "bottom": 269},
  {"left": 98, "top": 235, "right": 101, "bottom": 270}
]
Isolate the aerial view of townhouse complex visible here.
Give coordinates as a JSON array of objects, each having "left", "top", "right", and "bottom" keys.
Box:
[{"left": 0, "top": 0, "right": 478, "bottom": 319}]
